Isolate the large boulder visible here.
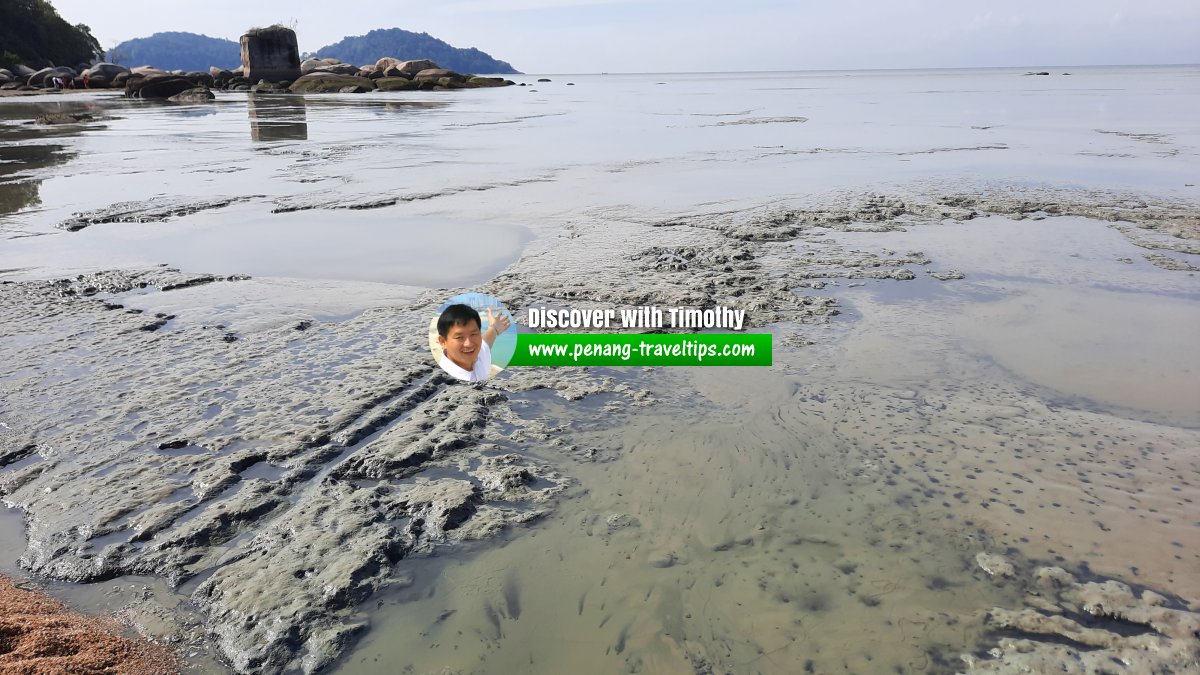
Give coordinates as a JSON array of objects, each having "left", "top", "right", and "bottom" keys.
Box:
[
  {"left": 300, "top": 59, "right": 326, "bottom": 75},
  {"left": 250, "top": 80, "right": 286, "bottom": 93},
  {"left": 287, "top": 73, "right": 377, "bottom": 94},
  {"left": 414, "top": 68, "right": 464, "bottom": 82},
  {"left": 84, "top": 63, "right": 129, "bottom": 81},
  {"left": 0, "top": 69, "right": 12, "bottom": 85},
  {"left": 466, "top": 76, "right": 513, "bottom": 88},
  {"left": 240, "top": 25, "right": 301, "bottom": 83},
  {"left": 131, "top": 65, "right": 169, "bottom": 77},
  {"left": 310, "top": 63, "right": 359, "bottom": 76},
  {"left": 210, "top": 68, "right": 234, "bottom": 87},
  {"left": 374, "top": 57, "right": 403, "bottom": 72},
  {"left": 396, "top": 60, "right": 439, "bottom": 77},
  {"left": 48, "top": 66, "right": 77, "bottom": 82},
  {"left": 168, "top": 87, "right": 216, "bottom": 103},
  {"left": 27, "top": 67, "right": 55, "bottom": 87},
  {"left": 374, "top": 77, "right": 420, "bottom": 92},
  {"left": 125, "top": 74, "right": 196, "bottom": 99},
  {"left": 12, "top": 64, "right": 36, "bottom": 78},
  {"left": 185, "top": 71, "right": 216, "bottom": 87}
]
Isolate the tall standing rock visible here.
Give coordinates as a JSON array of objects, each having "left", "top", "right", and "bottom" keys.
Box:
[{"left": 240, "top": 26, "right": 300, "bottom": 84}]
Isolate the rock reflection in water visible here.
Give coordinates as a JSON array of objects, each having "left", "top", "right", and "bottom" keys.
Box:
[
  {"left": 248, "top": 94, "right": 307, "bottom": 142},
  {"left": 0, "top": 144, "right": 76, "bottom": 219}
]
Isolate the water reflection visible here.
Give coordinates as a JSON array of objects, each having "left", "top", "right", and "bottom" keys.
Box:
[
  {"left": 248, "top": 94, "right": 308, "bottom": 142},
  {"left": 0, "top": 101, "right": 100, "bottom": 219},
  {"left": 0, "top": 144, "right": 76, "bottom": 218}
]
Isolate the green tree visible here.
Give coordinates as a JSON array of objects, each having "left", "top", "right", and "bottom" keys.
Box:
[{"left": 0, "top": 0, "right": 102, "bottom": 68}]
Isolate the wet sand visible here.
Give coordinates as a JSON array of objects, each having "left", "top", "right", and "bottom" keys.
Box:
[
  {"left": 3, "top": 196, "right": 1198, "bottom": 674},
  {"left": 338, "top": 210, "right": 1200, "bottom": 674},
  {"left": 0, "top": 573, "right": 180, "bottom": 674}
]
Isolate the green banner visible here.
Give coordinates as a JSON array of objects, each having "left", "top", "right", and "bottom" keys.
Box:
[{"left": 508, "top": 333, "right": 772, "bottom": 367}]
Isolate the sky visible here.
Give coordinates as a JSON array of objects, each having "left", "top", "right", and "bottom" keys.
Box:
[{"left": 47, "top": 0, "right": 1200, "bottom": 74}]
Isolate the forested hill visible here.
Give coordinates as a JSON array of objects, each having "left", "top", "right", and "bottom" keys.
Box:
[
  {"left": 312, "top": 28, "right": 519, "bottom": 74},
  {"left": 0, "top": 0, "right": 100, "bottom": 68},
  {"left": 107, "top": 32, "right": 240, "bottom": 71}
]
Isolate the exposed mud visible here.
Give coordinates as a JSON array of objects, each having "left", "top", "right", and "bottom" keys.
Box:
[
  {"left": 270, "top": 176, "right": 560, "bottom": 214},
  {"left": 710, "top": 116, "right": 809, "bottom": 126},
  {"left": 2, "top": 185, "right": 1199, "bottom": 673},
  {"left": 0, "top": 271, "right": 647, "bottom": 673},
  {"left": 964, "top": 557, "right": 1200, "bottom": 673},
  {"left": 57, "top": 197, "right": 262, "bottom": 232}
]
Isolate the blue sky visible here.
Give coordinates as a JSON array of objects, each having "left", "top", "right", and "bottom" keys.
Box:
[{"left": 49, "top": 0, "right": 1200, "bottom": 73}]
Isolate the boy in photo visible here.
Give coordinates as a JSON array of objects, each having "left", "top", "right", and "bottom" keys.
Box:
[{"left": 436, "top": 304, "right": 511, "bottom": 382}]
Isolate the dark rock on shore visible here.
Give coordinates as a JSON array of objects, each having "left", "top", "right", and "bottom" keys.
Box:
[
  {"left": 240, "top": 25, "right": 301, "bottom": 84},
  {"left": 168, "top": 87, "right": 216, "bottom": 103},
  {"left": 288, "top": 73, "right": 378, "bottom": 94},
  {"left": 83, "top": 63, "right": 129, "bottom": 83},
  {"left": 414, "top": 68, "right": 465, "bottom": 82},
  {"left": 32, "top": 112, "right": 96, "bottom": 125},
  {"left": 8, "top": 51, "right": 511, "bottom": 97},
  {"left": 373, "top": 77, "right": 419, "bottom": 91},
  {"left": 125, "top": 74, "right": 200, "bottom": 99}
]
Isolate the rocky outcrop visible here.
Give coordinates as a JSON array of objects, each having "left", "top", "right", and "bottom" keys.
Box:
[
  {"left": 963, "top": 560, "right": 1200, "bottom": 673},
  {"left": 374, "top": 77, "right": 420, "bottom": 92},
  {"left": 414, "top": 68, "right": 465, "bottom": 82},
  {"left": 167, "top": 87, "right": 216, "bottom": 103},
  {"left": 239, "top": 25, "right": 300, "bottom": 84},
  {"left": 394, "top": 59, "right": 438, "bottom": 77},
  {"left": 287, "top": 73, "right": 377, "bottom": 94},
  {"left": 82, "top": 62, "right": 130, "bottom": 88},
  {"left": 125, "top": 74, "right": 198, "bottom": 99},
  {"left": 8, "top": 49, "right": 511, "bottom": 96}
]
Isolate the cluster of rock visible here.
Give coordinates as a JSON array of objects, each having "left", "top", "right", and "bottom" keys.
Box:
[
  {"left": 3, "top": 27, "right": 512, "bottom": 100},
  {"left": 1, "top": 64, "right": 93, "bottom": 90},
  {"left": 283, "top": 57, "right": 514, "bottom": 93},
  {"left": 3, "top": 58, "right": 510, "bottom": 100}
]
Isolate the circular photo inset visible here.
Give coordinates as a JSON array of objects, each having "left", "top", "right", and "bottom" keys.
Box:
[{"left": 428, "top": 292, "right": 516, "bottom": 382}]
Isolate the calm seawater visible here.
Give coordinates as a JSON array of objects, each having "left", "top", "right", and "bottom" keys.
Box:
[{"left": 1, "top": 66, "right": 1197, "bottom": 286}]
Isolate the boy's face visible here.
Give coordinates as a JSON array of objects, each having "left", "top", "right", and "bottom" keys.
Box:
[{"left": 438, "top": 319, "right": 482, "bottom": 370}]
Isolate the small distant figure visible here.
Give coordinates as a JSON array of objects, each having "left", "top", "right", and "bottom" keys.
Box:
[{"left": 82, "top": 74, "right": 90, "bottom": 89}]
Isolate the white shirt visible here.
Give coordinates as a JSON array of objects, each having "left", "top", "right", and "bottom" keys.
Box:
[{"left": 438, "top": 340, "right": 492, "bottom": 382}]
